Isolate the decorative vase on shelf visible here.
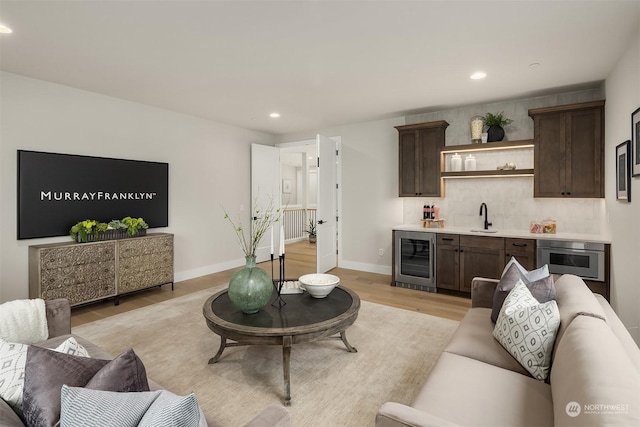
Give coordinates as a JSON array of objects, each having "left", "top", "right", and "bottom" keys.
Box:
[
  {"left": 228, "top": 255, "right": 273, "bottom": 314},
  {"left": 470, "top": 116, "right": 484, "bottom": 143},
  {"left": 487, "top": 125, "right": 505, "bottom": 142}
]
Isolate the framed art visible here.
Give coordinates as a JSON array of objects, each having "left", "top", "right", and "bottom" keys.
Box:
[
  {"left": 632, "top": 107, "right": 640, "bottom": 176},
  {"left": 282, "top": 179, "right": 292, "bottom": 194},
  {"left": 616, "top": 140, "right": 631, "bottom": 202}
]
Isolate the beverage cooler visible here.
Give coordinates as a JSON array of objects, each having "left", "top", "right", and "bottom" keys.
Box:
[{"left": 394, "top": 230, "right": 436, "bottom": 292}]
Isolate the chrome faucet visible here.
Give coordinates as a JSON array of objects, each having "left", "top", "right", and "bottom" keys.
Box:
[{"left": 479, "top": 203, "right": 492, "bottom": 230}]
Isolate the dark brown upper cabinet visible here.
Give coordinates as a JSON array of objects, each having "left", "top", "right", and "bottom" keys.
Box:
[
  {"left": 529, "top": 101, "right": 605, "bottom": 198},
  {"left": 396, "top": 120, "right": 449, "bottom": 197}
]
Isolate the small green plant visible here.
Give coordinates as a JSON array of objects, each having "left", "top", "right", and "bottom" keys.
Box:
[
  {"left": 70, "top": 217, "right": 148, "bottom": 242},
  {"left": 70, "top": 219, "right": 108, "bottom": 242},
  {"left": 121, "top": 216, "right": 149, "bottom": 236},
  {"left": 482, "top": 112, "right": 513, "bottom": 127},
  {"left": 306, "top": 219, "right": 316, "bottom": 236}
]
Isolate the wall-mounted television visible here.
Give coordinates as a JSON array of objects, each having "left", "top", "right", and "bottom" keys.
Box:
[{"left": 18, "top": 150, "right": 169, "bottom": 239}]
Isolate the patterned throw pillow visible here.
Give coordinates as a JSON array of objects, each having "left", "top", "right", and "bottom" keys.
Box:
[
  {"left": 0, "top": 337, "right": 89, "bottom": 416},
  {"left": 493, "top": 279, "right": 560, "bottom": 381},
  {"left": 59, "top": 386, "right": 201, "bottom": 427}
]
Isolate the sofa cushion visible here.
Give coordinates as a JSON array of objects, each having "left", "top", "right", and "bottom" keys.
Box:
[
  {"left": 0, "top": 337, "right": 89, "bottom": 418},
  {"left": 444, "top": 307, "right": 529, "bottom": 376},
  {"left": 493, "top": 280, "right": 560, "bottom": 381},
  {"left": 552, "top": 275, "right": 606, "bottom": 358},
  {"left": 60, "top": 386, "right": 202, "bottom": 427},
  {"left": 412, "top": 352, "right": 553, "bottom": 427},
  {"left": 491, "top": 262, "right": 555, "bottom": 323},
  {"left": 594, "top": 293, "right": 640, "bottom": 373},
  {"left": 551, "top": 315, "right": 640, "bottom": 426},
  {"left": 22, "top": 347, "right": 148, "bottom": 427}
]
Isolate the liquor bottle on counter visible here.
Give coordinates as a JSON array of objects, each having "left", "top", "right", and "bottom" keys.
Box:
[{"left": 423, "top": 204, "right": 428, "bottom": 220}]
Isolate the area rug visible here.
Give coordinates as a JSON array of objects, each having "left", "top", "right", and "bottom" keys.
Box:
[{"left": 72, "top": 286, "right": 459, "bottom": 427}]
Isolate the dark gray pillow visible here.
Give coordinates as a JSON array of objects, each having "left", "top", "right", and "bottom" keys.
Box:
[
  {"left": 491, "top": 263, "right": 556, "bottom": 323},
  {"left": 22, "top": 347, "right": 148, "bottom": 427},
  {"left": 85, "top": 348, "right": 149, "bottom": 392}
]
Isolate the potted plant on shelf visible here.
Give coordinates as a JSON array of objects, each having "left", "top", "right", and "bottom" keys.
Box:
[
  {"left": 70, "top": 216, "right": 148, "bottom": 242},
  {"left": 307, "top": 219, "right": 317, "bottom": 243},
  {"left": 121, "top": 216, "right": 149, "bottom": 236},
  {"left": 70, "top": 219, "right": 108, "bottom": 243},
  {"left": 482, "top": 111, "right": 513, "bottom": 142}
]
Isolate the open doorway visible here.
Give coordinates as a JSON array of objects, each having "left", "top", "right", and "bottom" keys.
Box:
[{"left": 279, "top": 141, "right": 318, "bottom": 273}]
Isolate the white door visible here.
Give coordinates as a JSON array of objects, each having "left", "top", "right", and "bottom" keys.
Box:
[
  {"left": 316, "top": 134, "right": 338, "bottom": 272},
  {"left": 251, "top": 144, "right": 281, "bottom": 263}
]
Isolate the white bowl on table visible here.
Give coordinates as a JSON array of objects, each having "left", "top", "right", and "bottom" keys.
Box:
[{"left": 298, "top": 273, "right": 340, "bottom": 298}]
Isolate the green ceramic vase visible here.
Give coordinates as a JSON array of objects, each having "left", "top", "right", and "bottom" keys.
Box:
[{"left": 228, "top": 255, "right": 273, "bottom": 314}]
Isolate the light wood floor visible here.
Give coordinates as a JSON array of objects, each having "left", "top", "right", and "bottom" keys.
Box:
[{"left": 71, "top": 241, "right": 471, "bottom": 327}]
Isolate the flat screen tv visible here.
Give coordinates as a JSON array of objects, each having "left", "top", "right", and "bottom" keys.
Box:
[{"left": 18, "top": 150, "right": 169, "bottom": 239}]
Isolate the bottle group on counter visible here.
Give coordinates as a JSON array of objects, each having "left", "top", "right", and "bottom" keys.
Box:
[{"left": 422, "top": 202, "right": 439, "bottom": 220}]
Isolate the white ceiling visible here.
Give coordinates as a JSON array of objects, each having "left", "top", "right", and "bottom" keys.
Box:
[{"left": 0, "top": 1, "right": 638, "bottom": 136}]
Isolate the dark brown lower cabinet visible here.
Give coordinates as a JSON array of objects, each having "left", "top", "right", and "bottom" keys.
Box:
[{"left": 436, "top": 235, "right": 536, "bottom": 294}]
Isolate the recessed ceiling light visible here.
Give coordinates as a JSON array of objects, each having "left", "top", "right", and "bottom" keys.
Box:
[
  {"left": 269, "top": 112, "right": 280, "bottom": 118},
  {"left": 0, "top": 24, "right": 13, "bottom": 34},
  {"left": 470, "top": 71, "right": 487, "bottom": 80}
]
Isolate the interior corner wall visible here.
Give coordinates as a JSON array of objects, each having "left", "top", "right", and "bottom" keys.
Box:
[
  {"left": 603, "top": 28, "right": 640, "bottom": 344},
  {"left": 0, "top": 72, "right": 275, "bottom": 302}
]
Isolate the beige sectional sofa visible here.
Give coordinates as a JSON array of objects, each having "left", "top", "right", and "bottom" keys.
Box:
[
  {"left": 0, "top": 299, "right": 290, "bottom": 427},
  {"left": 376, "top": 274, "right": 640, "bottom": 427}
]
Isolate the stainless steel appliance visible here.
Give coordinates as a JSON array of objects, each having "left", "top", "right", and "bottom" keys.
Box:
[
  {"left": 394, "top": 230, "right": 436, "bottom": 292},
  {"left": 537, "top": 240, "right": 605, "bottom": 282}
]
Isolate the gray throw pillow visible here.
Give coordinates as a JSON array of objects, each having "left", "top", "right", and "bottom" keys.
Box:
[
  {"left": 491, "top": 262, "right": 556, "bottom": 323},
  {"left": 59, "top": 386, "right": 201, "bottom": 427},
  {"left": 22, "top": 347, "right": 148, "bottom": 427}
]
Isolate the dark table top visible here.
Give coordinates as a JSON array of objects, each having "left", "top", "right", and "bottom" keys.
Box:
[{"left": 208, "top": 286, "right": 358, "bottom": 330}]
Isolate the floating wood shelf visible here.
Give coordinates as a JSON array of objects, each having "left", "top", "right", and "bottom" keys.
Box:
[
  {"left": 442, "top": 169, "right": 535, "bottom": 178},
  {"left": 440, "top": 140, "right": 534, "bottom": 153}
]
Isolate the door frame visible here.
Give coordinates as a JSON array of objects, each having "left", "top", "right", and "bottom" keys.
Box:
[{"left": 277, "top": 137, "right": 342, "bottom": 269}]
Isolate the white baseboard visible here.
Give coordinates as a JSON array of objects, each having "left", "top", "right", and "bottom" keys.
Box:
[
  {"left": 338, "top": 260, "right": 392, "bottom": 276},
  {"left": 174, "top": 258, "right": 244, "bottom": 283}
]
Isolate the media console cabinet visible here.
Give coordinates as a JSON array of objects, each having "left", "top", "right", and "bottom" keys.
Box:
[{"left": 28, "top": 233, "right": 174, "bottom": 306}]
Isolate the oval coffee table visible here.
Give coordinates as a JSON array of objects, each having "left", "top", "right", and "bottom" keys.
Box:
[{"left": 202, "top": 285, "right": 360, "bottom": 405}]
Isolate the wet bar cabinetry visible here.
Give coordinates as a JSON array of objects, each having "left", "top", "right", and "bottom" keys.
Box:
[
  {"left": 436, "top": 234, "right": 508, "bottom": 293},
  {"left": 396, "top": 120, "right": 449, "bottom": 197},
  {"left": 29, "top": 233, "right": 173, "bottom": 306},
  {"left": 529, "top": 100, "right": 605, "bottom": 198}
]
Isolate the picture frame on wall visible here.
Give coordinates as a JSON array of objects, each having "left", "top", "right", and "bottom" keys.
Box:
[
  {"left": 282, "top": 179, "right": 292, "bottom": 194},
  {"left": 616, "top": 140, "right": 631, "bottom": 202},
  {"left": 632, "top": 106, "right": 640, "bottom": 176}
]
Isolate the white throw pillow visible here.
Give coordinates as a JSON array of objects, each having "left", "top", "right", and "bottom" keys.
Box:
[
  {"left": 0, "top": 337, "right": 89, "bottom": 416},
  {"left": 493, "top": 279, "right": 560, "bottom": 381},
  {"left": 0, "top": 299, "right": 48, "bottom": 344}
]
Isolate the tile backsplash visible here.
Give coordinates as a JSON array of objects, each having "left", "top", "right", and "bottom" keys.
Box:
[{"left": 403, "top": 177, "right": 607, "bottom": 235}]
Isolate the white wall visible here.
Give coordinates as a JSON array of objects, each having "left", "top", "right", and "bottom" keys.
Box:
[
  {"left": 0, "top": 72, "right": 275, "bottom": 302},
  {"left": 603, "top": 28, "right": 640, "bottom": 343},
  {"left": 280, "top": 118, "right": 405, "bottom": 275}
]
